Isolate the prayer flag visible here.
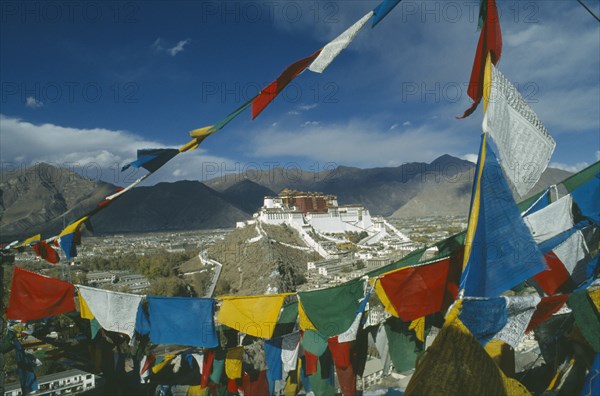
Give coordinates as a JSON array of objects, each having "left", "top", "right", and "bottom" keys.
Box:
[
  {"left": 297, "top": 279, "right": 365, "bottom": 337},
  {"left": 405, "top": 305, "right": 530, "bottom": 395},
  {"left": 6, "top": 267, "right": 75, "bottom": 321},
  {"left": 121, "top": 148, "right": 179, "bottom": 173},
  {"left": 568, "top": 288, "right": 600, "bottom": 353},
  {"left": 252, "top": 50, "right": 321, "bottom": 119},
  {"left": 225, "top": 347, "right": 244, "bottom": 379},
  {"left": 525, "top": 294, "right": 569, "bottom": 333},
  {"left": 32, "top": 241, "right": 60, "bottom": 264},
  {"left": 459, "top": 297, "right": 507, "bottom": 346},
  {"left": 78, "top": 285, "right": 142, "bottom": 339},
  {"left": 460, "top": 134, "right": 546, "bottom": 297},
  {"left": 372, "top": 0, "right": 402, "bottom": 27},
  {"left": 309, "top": 11, "right": 373, "bottom": 73},
  {"left": 459, "top": 0, "right": 501, "bottom": 118},
  {"left": 376, "top": 256, "right": 461, "bottom": 321},
  {"left": 483, "top": 60, "right": 555, "bottom": 196},
  {"left": 135, "top": 296, "right": 218, "bottom": 348},
  {"left": 218, "top": 294, "right": 288, "bottom": 339},
  {"left": 524, "top": 194, "right": 575, "bottom": 244}
]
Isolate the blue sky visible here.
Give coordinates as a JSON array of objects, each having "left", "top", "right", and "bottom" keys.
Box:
[{"left": 1, "top": 0, "right": 599, "bottom": 186}]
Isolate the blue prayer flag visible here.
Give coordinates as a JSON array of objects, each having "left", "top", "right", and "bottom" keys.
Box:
[
  {"left": 459, "top": 298, "right": 507, "bottom": 345},
  {"left": 460, "top": 135, "right": 546, "bottom": 297},
  {"left": 135, "top": 296, "right": 218, "bottom": 348},
  {"left": 372, "top": 0, "right": 402, "bottom": 27}
]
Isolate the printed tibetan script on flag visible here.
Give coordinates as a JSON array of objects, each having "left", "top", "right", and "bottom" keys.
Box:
[{"left": 483, "top": 63, "right": 555, "bottom": 197}]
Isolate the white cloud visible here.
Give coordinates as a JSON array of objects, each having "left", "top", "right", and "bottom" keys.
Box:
[
  {"left": 402, "top": 121, "right": 411, "bottom": 126},
  {"left": 298, "top": 103, "right": 318, "bottom": 111},
  {"left": 301, "top": 121, "right": 320, "bottom": 127},
  {"left": 152, "top": 38, "right": 191, "bottom": 56},
  {"left": 461, "top": 153, "right": 478, "bottom": 164},
  {"left": 0, "top": 115, "right": 235, "bottom": 184},
  {"left": 389, "top": 123, "right": 399, "bottom": 130},
  {"left": 167, "top": 39, "right": 191, "bottom": 56},
  {"left": 549, "top": 161, "right": 590, "bottom": 173},
  {"left": 248, "top": 119, "right": 465, "bottom": 167},
  {"left": 25, "top": 96, "right": 43, "bottom": 108},
  {"left": 287, "top": 110, "right": 301, "bottom": 115}
]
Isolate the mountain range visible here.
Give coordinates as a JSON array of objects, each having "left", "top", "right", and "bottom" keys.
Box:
[{"left": 0, "top": 156, "right": 571, "bottom": 241}]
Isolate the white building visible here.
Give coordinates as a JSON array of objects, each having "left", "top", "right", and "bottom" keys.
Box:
[{"left": 4, "top": 369, "right": 95, "bottom": 396}]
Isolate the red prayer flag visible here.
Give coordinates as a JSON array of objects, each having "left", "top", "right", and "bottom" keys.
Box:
[
  {"left": 32, "top": 241, "right": 60, "bottom": 264},
  {"left": 304, "top": 351, "right": 319, "bottom": 376},
  {"left": 526, "top": 294, "right": 569, "bottom": 333},
  {"left": 533, "top": 252, "right": 574, "bottom": 296},
  {"left": 335, "top": 365, "right": 357, "bottom": 396},
  {"left": 378, "top": 256, "right": 461, "bottom": 321},
  {"left": 458, "top": 0, "right": 502, "bottom": 118},
  {"left": 6, "top": 267, "right": 76, "bottom": 321},
  {"left": 252, "top": 50, "right": 322, "bottom": 119},
  {"left": 242, "top": 370, "right": 269, "bottom": 396},
  {"left": 201, "top": 351, "right": 214, "bottom": 388},
  {"left": 328, "top": 336, "right": 351, "bottom": 368}
]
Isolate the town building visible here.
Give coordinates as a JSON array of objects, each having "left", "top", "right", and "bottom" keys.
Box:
[{"left": 4, "top": 369, "right": 95, "bottom": 396}]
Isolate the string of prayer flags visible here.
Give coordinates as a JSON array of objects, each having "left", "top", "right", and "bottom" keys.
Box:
[
  {"left": 338, "top": 288, "right": 371, "bottom": 343},
  {"left": 78, "top": 285, "right": 143, "bottom": 339},
  {"left": 217, "top": 293, "right": 289, "bottom": 339},
  {"left": 301, "top": 330, "right": 329, "bottom": 357},
  {"left": 460, "top": 134, "right": 546, "bottom": 297},
  {"left": 251, "top": 50, "right": 321, "bottom": 119},
  {"left": 121, "top": 148, "right": 179, "bottom": 173},
  {"left": 371, "top": 0, "right": 402, "bottom": 27},
  {"left": 6, "top": 267, "right": 76, "bottom": 322},
  {"left": 191, "top": 98, "right": 255, "bottom": 141},
  {"left": 308, "top": 11, "right": 374, "bottom": 74},
  {"left": 458, "top": 0, "right": 502, "bottom": 118},
  {"left": 482, "top": 59, "right": 556, "bottom": 197},
  {"left": 375, "top": 256, "right": 461, "bottom": 321},
  {"left": 297, "top": 278, "right": 365, "bottom": 337},
  {"left": 135, "top": 296, "right": 218, "bottom": 348}
]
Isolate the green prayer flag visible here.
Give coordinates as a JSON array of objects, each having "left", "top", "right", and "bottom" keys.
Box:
[
  {"left": 273, "top": 301, "right": 298, "bottom": 338},
  {"left": 298, "top": 279, "right": 365, "bottom": 337},
  {"left": 90, "top": 318, "right": 101, "bottom": 339},
  {"left": 568, "top": 290, "right": 600, "bottom": 353},
  {"left": 562, "top": 161, "right": 600, "bottom": 193},
  {"left": 308, "top": 358, "right": 335, "bottom": 396},
  {"left": 384, "top": 317, "right": 425, "bottom": 373},
  {"left": 301, "top": 330, "right": 329, "bottom": 356}
]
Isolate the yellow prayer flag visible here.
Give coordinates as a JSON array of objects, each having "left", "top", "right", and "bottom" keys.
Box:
[
  {"left": 20, "top": 234, "right": 41, "bottom": 247},
  {"left": 189, "top": 125, "right": 216, "bottom": 138},
  {"left": 588, "top": 288, "right": 600, "bottom": 313},
  {"left": 186, "top": 385, "right": 207, "bottom": 396},
  {"left": 152, "top": 355, "right": 175, "bottom": 374},
  {"left": 78, "top": 291, "right": 94, "bottom": 320},
  {"left": 218, "top": 294, "right": 290, "bottom": 339},
  {"left": 298, "top": 299, "right": 317, "bottom": 332},
  {"left": 483, "top": 53, "right": 493, "bottom": 113},
  {"left": 59, "top": 216, "right": 89, "bottom": 237},
  {"left": 373, "top": 278, "right": 400, "bottom": 318},
  {"left": 405, "top": 299, "right": 530, "bottom": 396},
  {"left": 225, "top": 346, "right": 244, "bottom": 379},
  {"left": 408, "top": 317, "right": 425, "bottom": 343}
]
